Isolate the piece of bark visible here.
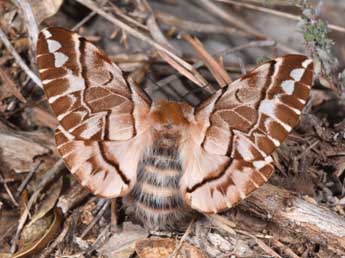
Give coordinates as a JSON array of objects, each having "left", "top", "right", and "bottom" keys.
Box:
[
  {"left": 239, "top": 183, "right": 345, "bottom": 254},
  {"left": 0, "top": 123, "right": 54, "bottom": 173}
]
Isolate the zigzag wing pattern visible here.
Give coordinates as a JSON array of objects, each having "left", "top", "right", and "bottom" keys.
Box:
[
  {"left": 37, "top": 27, "right": 151, "bottom": 197},
  {"left": 181, "top": 55, "right": 313, "bottom": 213}
]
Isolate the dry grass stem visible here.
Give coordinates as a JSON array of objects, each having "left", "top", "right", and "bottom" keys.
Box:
[
  {"left": 155, "top": 10, "right": 251, "bottom": 37},
  {"left": 75, "top": 0, "right": 204, "bottom": 89},
  {"left": 217, "top": 0, "right": 345, "bottom": 34},
  {"left": 0, "top": 28, "right": 42, "bottom": 88},
  {"left": 195, "top": 0, "right": 265, "bottom": 38}
]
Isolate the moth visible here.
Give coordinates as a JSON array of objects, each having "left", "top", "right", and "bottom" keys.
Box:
[{"left": 36, "top": 27, "right": 313, "bottom": 230}]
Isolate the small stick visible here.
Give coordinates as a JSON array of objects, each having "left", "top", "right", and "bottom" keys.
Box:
[
  {"left": 207, "top": 214, "right": 236, "bottom": 235},
  {"left": 0, "top": 172, "right": 19, "bottom": 207},
  {"left": 85, "top": 224, "right": 112, "bottom": 255},
  {"left": 271, "top": 239, "right": 301, "bottom": 258},
  {"left": 72, "top": 11, "right": 98, "bottom": 32},
  {"left": 38, "top": 215, "right": 72, "bottom": 258},
  {"left": 0, "top": 28, "right": 42, "bottom": 88},
  {"left": 109, "top": 2, "right": 149, "bottom": 31},
  {"left": 256, "top": 238, "right": 283, "bottom": 258},
  {"left": 155, "top": 10, "right": 251, "bottom": 37},
  {"left": 168, "top": 219, "right": 195, "bottom": 258},
  {"left": 16, "top": 160, "right": 43, "bottom": 197},
  {"left": 75, "top": 0, "right": 205, "bottom": 88},
  {"left": 80, "top": 200, "right": 110, "bottom": 239},
  {"left": 182, "top": 34, "right": 232, "bottom": 86},
  {"left": 195, "top": 0, "right": 265, "bottom": 39},
  {"left": 72, "top": 0, "right": 109, "bottom": 32},
  {"left": 155, "top": 40, "right": 275, "bottom": 92}
]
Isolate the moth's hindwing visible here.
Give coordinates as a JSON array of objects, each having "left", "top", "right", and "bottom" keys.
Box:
[
  {"left": 37, "top": 27, "right": 151, "bottom": 198},
  {"left": 181, "top": 55, "right": 313, "bottom": 213}
]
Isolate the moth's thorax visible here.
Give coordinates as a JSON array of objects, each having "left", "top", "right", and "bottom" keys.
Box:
[{"left": 149, "top": 100, "right": 194, "bottom": 131}]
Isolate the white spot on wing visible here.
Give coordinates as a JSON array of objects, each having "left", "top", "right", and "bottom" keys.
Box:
[
  {"left": 235, "top": 135, "right": 256, "bottom": 160},
  {"left": 302, "top": 59, "right": 312, "bottom": 68},
  {"left": 48, "top": 70, "right": 85, "bottom": 103},
  {"left": 259, "top": 100, "right": 292, "bottom": 131},
  {"left": 290, "top": 68, "right": 305, "bottom": 81},
  {"left": 54, "top": 52, "right": 68, "bottom": 67},
  {"left": 42, "top": 29, "right": 52, "bottom": 38},
  {"left": 47, "top": 39, "right": 61, "bottom": 53},
  {"left": 281, "top": 80, "right": 295, "bottom": 95},
  {"left": 39, "top": 68, "right": 50, "bottom": 73},
  {"left": 297, "top": 98, "right": 306, "bottom": 104},
  {"left": 263, "top": 119, "right": 281, "bottom": 146},
  {"left": 234, "top": 132, "right": 266, "bottom": 160},
  {"left": 42, "top": 78, "right": 55, "bottom": 84},
  {"left": 259, "top": 100, "right": 276, "bottom": 118},
  {"left": 265, "top": 156, "right": 273, "bottom": 163},
  {"left": 76, "top": 115, "right": 102, "bottom": 139},
  {"left": 253, "top": 160, "right": 269, "bottom": 169}
]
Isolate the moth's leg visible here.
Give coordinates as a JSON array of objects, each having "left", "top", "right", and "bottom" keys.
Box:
[{"left": 111, "top": 197, "right": 125, "bottom": 233}]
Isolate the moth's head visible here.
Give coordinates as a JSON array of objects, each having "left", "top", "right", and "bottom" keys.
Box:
[{"left": 149, "top": 100, "right": 194, "bottom": 132}]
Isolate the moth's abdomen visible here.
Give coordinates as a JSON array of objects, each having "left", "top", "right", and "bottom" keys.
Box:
[{"left": 127, "top": 147, "right": 193, "bottom": 230}]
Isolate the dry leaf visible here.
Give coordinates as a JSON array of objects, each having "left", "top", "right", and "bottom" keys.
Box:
[
  {"left": 98, "top": 222, "right": 148, "bottom": 258},
  {"left": 135, "top": 238, "right": 208, "bottom": 258},
  {"left": 29, "top": 177, "right": 63, "bottom": 225},
  {"left": 13, "top": 209, "right": 62, "bottom": 258}
]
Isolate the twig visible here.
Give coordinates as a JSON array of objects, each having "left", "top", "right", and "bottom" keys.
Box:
[
  {"left": 182, "top": 34, "right": 232, "bottom": 86},
  {"left": 143, "top": 0, "right": 180, "bottom": 56},
  {"left": 271, "top": 239, "right": 301, "bottom": 258},
  {"left": 80, "top": 199, "right": 110, "bottom": 239},
  {"left": 0, "top": 172, "right": 19, "bottom": 207},
  {"left": 57, "top": 183, "right": 90, "bottom": 215},
  {"left": 85, "top": 224, "right": 112, "bottom": 255},
  {"left": 194, "top": 0, "right": 265, "bottom": 38},
  {"left": 155, "top": 10, "right": 251, "bottom": 37},
  {"left": 207, "top": 214, "right": 236, "bottom": 235},
  {"left": 72, "top": 11, "right": 98, "bottom": 32},
  {"left": 16, "top": 160, "right": 43, "bottom": 197},
  {"left": 295, "top": 139, "right": 320, "bottom": 160},
  {"left": 109, "top": 2, "right": 149, "bottom": 31},
  {"left": 256, "top": 238, "right": 283, "bottom": 258},
  {"left": 39, "top": 214, "right": 72, "bottom": 258},
  {"left": 195, "top": 0, "right": 301, "bottom": 54},
  {"left": 75, "top": 0, "right": 207, "bottom": 89},
  {"left": 168, "top": 219, "right": 195, "bottom": 258},
  {"left": 155, "top": 40, "right": 275, "bottom": 90},
  {"left": 0, "top": 28, "right": 42, "bottom": 88},
  {"left": 216, "top": 0, "right": 345, "bottom": 33}
]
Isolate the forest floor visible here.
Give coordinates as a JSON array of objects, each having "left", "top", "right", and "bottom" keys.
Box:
[{"left": 1, "top": 0, "right": 345, "bottom": 257}]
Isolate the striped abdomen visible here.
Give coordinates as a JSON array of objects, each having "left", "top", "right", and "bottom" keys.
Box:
[{"left": 127, "top": 146, "right": 193, "bottom": 230}]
